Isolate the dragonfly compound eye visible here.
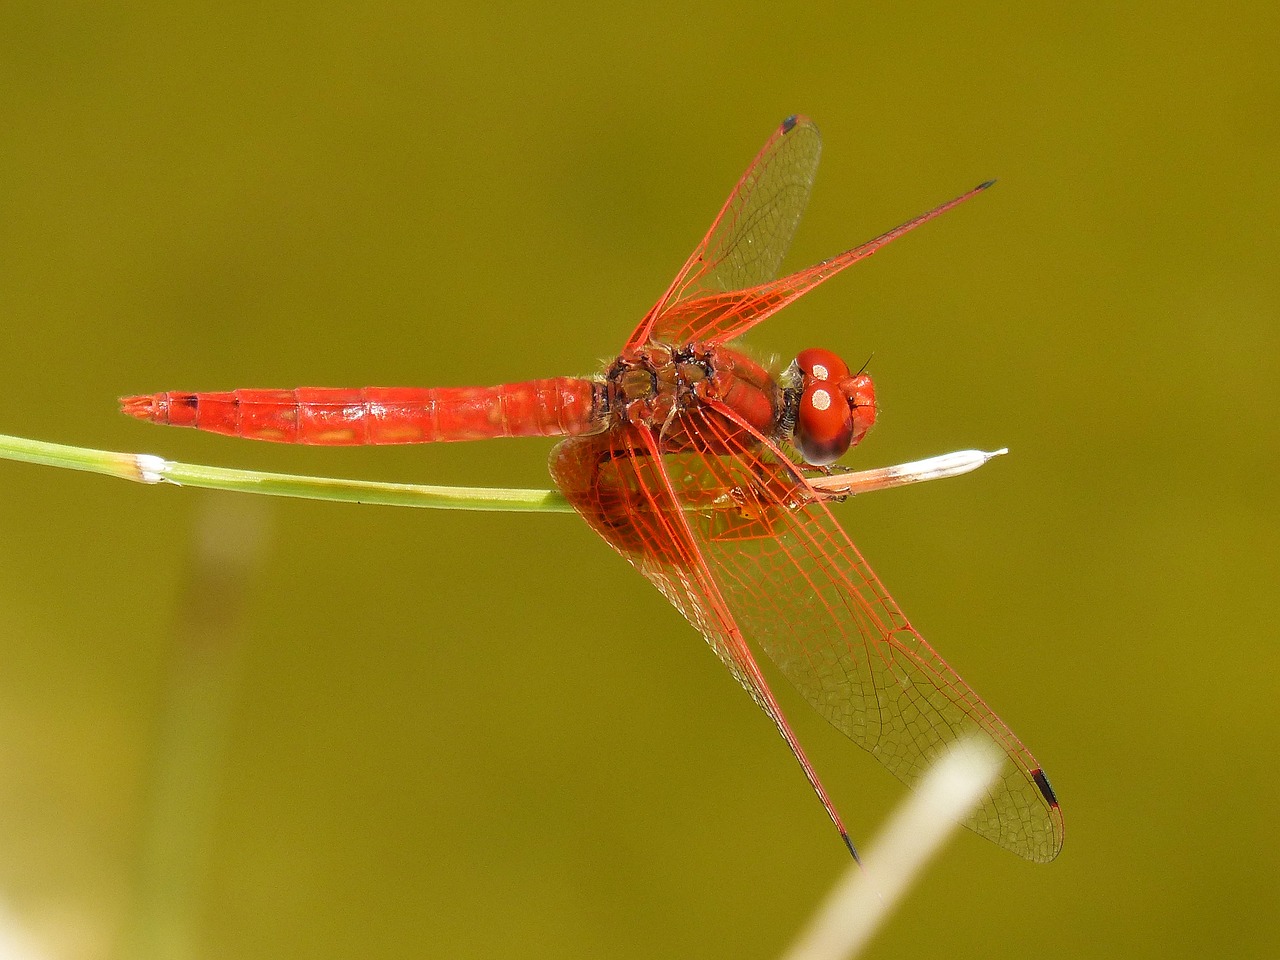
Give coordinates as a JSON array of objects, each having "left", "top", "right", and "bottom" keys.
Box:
[
  {"left": 794, "top": 347, "right": 850, "bottom": 384},
  {"left": 795, "top": 381, "right": 855, "bottom": 465}
]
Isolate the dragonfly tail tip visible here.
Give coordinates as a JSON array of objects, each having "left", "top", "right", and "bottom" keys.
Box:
[{"left": 120, "top": 394, "right": 157, "bottom": 421}]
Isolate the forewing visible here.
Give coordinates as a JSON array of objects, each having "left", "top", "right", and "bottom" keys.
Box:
[
  {"left": 651, "top": 180, "right": 995, "bottom": 347},
  {"left": 549, "top": 426, "right": 858, "bottom": 847},
  {"left": 674, "top": 404, "right": 1064, "bottom": 862},
  {"left": 549, "top": 428, "right": 764, "bottom": 702},
  {"left": 626, "top": 116, "right": 822, "bottom": 350}
]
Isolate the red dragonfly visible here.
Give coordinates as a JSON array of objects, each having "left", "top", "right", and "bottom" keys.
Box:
[{"left": 122, "top": 116, "right": 1063, "bottom": 862}]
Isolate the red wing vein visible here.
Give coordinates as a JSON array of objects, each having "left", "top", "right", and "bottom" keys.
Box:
[
  {"left": 677, "top": 402, "right": 1063, "bottom": 861},
  {"left": 648, "top": 180, "right": 997, "bottom": 347},
  {"left": 627, "top": 117, "right": 822, "bottom": 350},
  {"left": 548, "top": 425, "right": 855, "bottom": 843}
]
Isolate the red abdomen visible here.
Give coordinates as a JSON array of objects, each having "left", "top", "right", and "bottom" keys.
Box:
[{"left": 120, "top": 380, "right": 602, "bottom": 445}]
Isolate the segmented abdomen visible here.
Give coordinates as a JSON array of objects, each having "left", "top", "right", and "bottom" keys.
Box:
[{"left": 120, "top": 379, "right": 601, "bottom": 445}]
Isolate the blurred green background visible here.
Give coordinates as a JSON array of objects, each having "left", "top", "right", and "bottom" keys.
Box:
[{"left": 1, "top": 2, "right": 1276, "bottom": 958}]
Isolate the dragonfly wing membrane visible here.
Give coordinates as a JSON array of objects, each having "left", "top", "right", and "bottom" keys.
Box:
[
  {"left": 549, "top": 427, "right": 860, "bottom": 849},
  {"left": 548, "top": 430, "right": 763, "bottom": 703},
  {"left": 627, "top": 116, "right": 822, "bottom": 349},
  {"left": 650, "top": 180, "right": 998, "bottom": 348},
  {"left": 672, "top": 404, "right": 1064, "bottom": 862}
]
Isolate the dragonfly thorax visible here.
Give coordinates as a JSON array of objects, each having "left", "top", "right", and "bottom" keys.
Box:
[
  {"left": 605, "top": 343, "right": 711, "bottom": 426},
  {"left": 603, "top": 343, "right": 781, "bottom": 440}
]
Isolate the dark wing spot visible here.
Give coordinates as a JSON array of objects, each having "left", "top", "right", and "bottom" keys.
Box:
[
  {"left": 781, "top": 115, "right": 798, "bottom": 133},
  {"left": 1031, "top": 768, "right": 1059, "bottom": 807}
]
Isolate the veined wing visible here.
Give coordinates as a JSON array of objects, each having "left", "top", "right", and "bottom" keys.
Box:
[
  {"left": 549, "top": 425, "right": 863, "bottom": 857},
  {"left": 660, "top": 403, "right": 1064, "bottom": 862},
  {"left": 626, "top": 116, "right": 822, "bottom": 350},
  {"left": 651, "top": 181, "right": 994, "bottom": 348}
]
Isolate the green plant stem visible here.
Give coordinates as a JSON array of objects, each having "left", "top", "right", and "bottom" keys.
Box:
[
  {"left": 1, "top": 431, "right": 1005, "bottom": 514},
  {"left": 0, "top": 432, "right": 575, "bottom": 513}
]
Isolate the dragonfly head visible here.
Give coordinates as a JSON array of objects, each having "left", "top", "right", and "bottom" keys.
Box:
[{"left": 789, "top": 348, "right": 877, "bottom": 466}]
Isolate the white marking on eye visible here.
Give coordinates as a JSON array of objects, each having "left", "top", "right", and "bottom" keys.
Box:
[
  {"left": 812, "top": 363, "right": 830, "bottom": 380},
  {"left": 810, "top": 388, "right": 832, "bottom": 411}
]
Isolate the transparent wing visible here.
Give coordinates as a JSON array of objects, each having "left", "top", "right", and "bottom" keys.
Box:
[
  {"left": 672, "top": 402, "right": 1064, "bottom": 861},
  {"left": 648, "top": 181, "right": 994, "bottom": 347},
  {"left": 626, "top": 116, "right": 822, "bottom": 350},
  {"left": 549, "top": 425, "right": 862, "bottom": 855}
]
